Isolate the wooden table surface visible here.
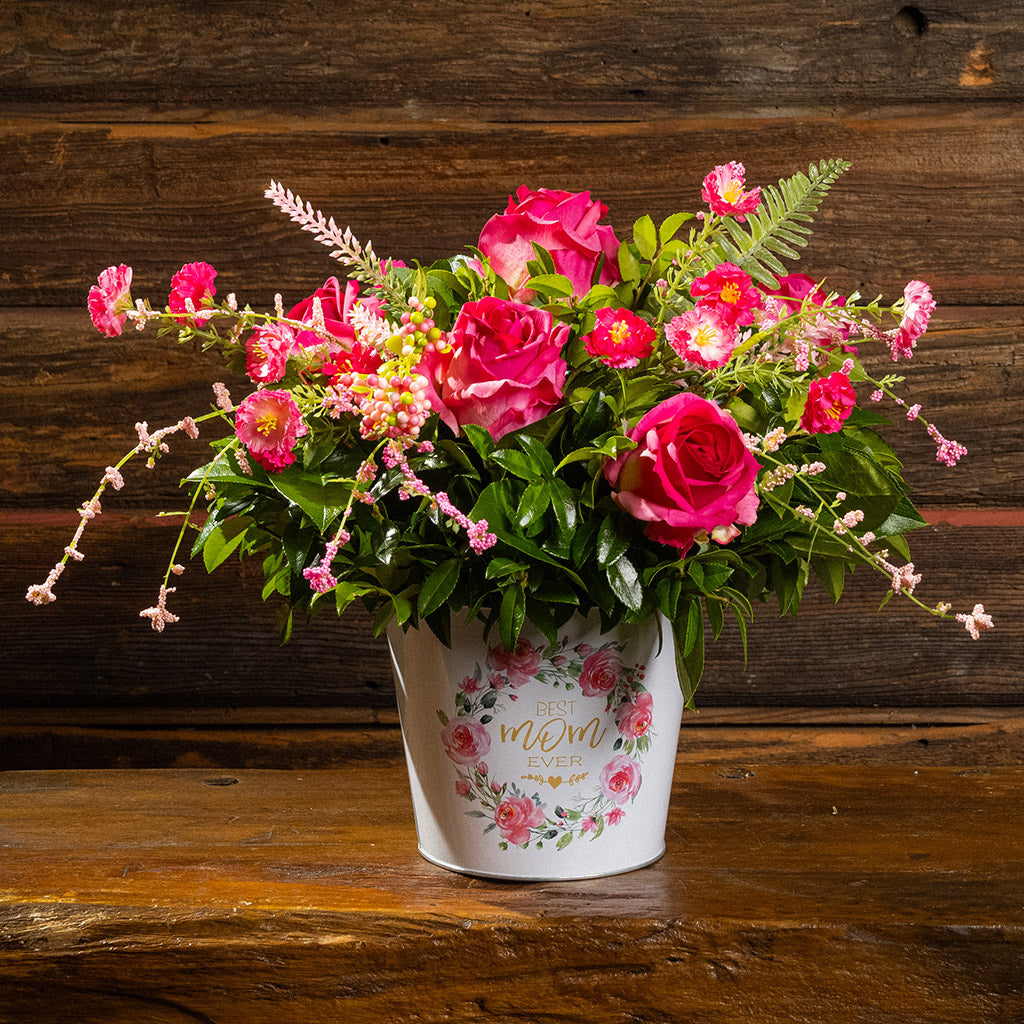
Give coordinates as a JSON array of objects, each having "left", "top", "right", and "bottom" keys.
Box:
[{"left": 2, "top": 758, "right": 1023, "bottom": 1023}]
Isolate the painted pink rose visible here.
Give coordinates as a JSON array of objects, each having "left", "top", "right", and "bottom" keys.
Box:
[
  {"left": 578, "top": 647, "right": 621, "bottom": 697},
  {"left": 478, "top": 187, "right": 622, "bottom": 299},
  {"left": 615, "top": 690, "right": 654, "bottom": 738},
  {"left": 440, "top": 717, "right": 491, "bottom": 766},
  {"left": 234, "top": 389, "right": 308, "bottom": 473},
  {"left": 245, "top": 322, "right": 298, "bottom": 383},
  {"left": 487, "top": 638, "right": 542, "bottom": 688},
  {"left": 605, "top": 393, "right": 760, "bottom": 552},
  {"left": 423, "top": 297, "right": 568, "bottom": 441},
  {"left": 801, "top": 371, "right": 856, "bottom": 435},
  {"left": 168, "top": 261, "right": 217, "bottom": 324},
  {"left": 454, "top": 780, "right": 471, "bottom": 797},
  {"left": 88, "top": 264, "right": 133, "bottom": 336},
  {"left": 494, "top": 795, "right": 545, "bottom": 845},
  {"left": 601, "top": 754, "right": 642, "bottom": 805}
]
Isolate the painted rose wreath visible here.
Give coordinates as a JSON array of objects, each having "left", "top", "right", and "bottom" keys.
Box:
[{"left": 437, "top": 635, "right": 655, "bottom": 851}]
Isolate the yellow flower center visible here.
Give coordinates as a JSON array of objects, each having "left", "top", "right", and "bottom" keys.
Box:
[
  {"left": 694, "top": 324, "right": 716, "bottom": 348},
  {"left": 719, "top": 281, "right": 741, "bottom": 304},
  {"left": 609, "top": 320, "right": 631, "bottom": 346},
  {"left": 722, "top": 180, "right": 744, "bottom": 204},
  {"left": 256, "top": 413, "right": 279, "bottom": 436}
]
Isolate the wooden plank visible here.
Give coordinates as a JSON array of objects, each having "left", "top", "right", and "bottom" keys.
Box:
[
  {"left": 2, "top": 111, "right": 1023, "bottom": 305},
  {"left": 1, "top": 765, "right": 1022, "bottom": 1022},
  {"left": 3, "top": 520, "right": 1020, "bottom": 708},
  {"left": 2, "top": 1, "right": 1022, "bottom": 116},
  {"left": 4, "top": 307, "right": 1019, "bottom": 507},
  {"left": 1, "top": 716, "right": 1022, "bottom": 771}
]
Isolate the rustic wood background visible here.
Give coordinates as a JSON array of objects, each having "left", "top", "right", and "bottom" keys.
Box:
[{"left": 2, "top": 0, "right": 1022, "bottom": 769}]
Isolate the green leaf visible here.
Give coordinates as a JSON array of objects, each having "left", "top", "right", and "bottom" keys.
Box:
[
  {"left": 499, "top": 584, "right": 526, "bottom": 650},
  {"left": 517, "top": 481, "right": 549, "bottom": 528},
  {"left": 524, "top": 273, "right": 575, "bottom": 298},
  {"left": 486, "top": 557, "right": 528, "bottom": 580},
  {"left": 418, "top": 558, "right": 461, "bottom": 617},
  {"left": 597, "top": 513, "right": 630, "bottom": 568},
  {"left": 202, "top": 517, "right": 252, "bottom": 572},
  {"left": 659, "top": 211, "right": 694, "bottom": 244},
  {"left": 462, "top": 424, "right": 495, "bottom": 460},
  {"left": 673, "top": 601, "right": 705, "bottom": 710},
  {"left": 607, "top": 555, "right": 643, "bottom": 611},
  {"left": 812, "top": 556, "right": 846, "bottom": 603},
  {"left": 556, "top": 831, "right": 573, "bottom": 850},
  {"left": 632, "top": 214, "right": 657, "bottom": 260},
  {"left": 268, "top": 465, "right": 350, "bottom": 532},
  {"left": 492, "top": 448, "right": 542, "bottom": 482},
  {"left": 617, "top": 241, "right": 641, "bottom": 282}
]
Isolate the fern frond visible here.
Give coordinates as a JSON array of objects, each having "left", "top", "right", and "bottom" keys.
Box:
[{"left": 696, "top": 160, "right": 851, "bottom": 287}]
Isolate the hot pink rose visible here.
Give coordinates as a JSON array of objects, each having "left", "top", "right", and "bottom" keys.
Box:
[
  {"left": 423, "top": 297, "right": 568, "bottom": 440},
  {"left": 168, "top": 261, "right": 217, "bottom": 324},
  {"left": 494, "top": 795, "right": 545, "bottom": 845},
  {"left": 88, "top": 264, "right": 133, "bottom": 336},
  {"left": 486, "top": 638, "right": 542, "bottom": 688},
  {"left": 578, "top": 647, "right": 621, "bottom": 697},
  {"left": 601, "top": 754, "right": 642, "bottom": 805},
  {"left": 801, "top": 371, "right": 856, "bottom": 435},
  {"left": 440, "top": 717, "right": 491, "bottom": 766},
  {"left": 234, "top": 389, "right": 308, "bottom": 473},
  {"left": 615, "top": 690, "right": 654, "bottom": 738},
  {"left": 478, "top": 187, "right": 622, "bottom": 299},
  {"left": 288, "top": 277, "right": 370, "bottom": 348},
  {"left": 605, "top": 393, "right": 760, "bottom": 552}
]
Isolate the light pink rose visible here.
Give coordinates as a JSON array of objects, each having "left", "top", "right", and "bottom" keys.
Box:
[
  {"left": 494, "top": 795, "right": 545, "bottom": 845},
  {"left": 578, "top": 648, "right": 621, "bottom": 697},
  {"left": 605, "top": 392, "right": 760, "bottom": 553},
  {"left": 440, "top": 717, "right": 491, "bottom": 766},
  {"left": 88, "top": 264, "right": 133, "bottom": 336},
  {"left": 423, "top": 297, "right": 568, "bottom": 441},
  {"left": 486, "top": 638, "right": 542, "bottom": 688},
  {"left": 234, "top": 389, "right": 308, "bottom": 473},
  {"left": 600, "top": 754, "right": 642, "bottom": 805},
  {"left": 477, "top": 187, "right": 622, "bottom": 299},
  {"left": 615, "top": 690, "right": 654, "bottom": 738}
]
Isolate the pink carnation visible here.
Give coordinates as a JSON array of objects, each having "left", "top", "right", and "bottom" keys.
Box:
[
  {"left": 245, "top": 322, "right": 298, "bottom": 383},
  {"left": 169, "top": 261, "right": 217, "bottom": 324},
  {"left": 890, "top": 280, "right": 935, "bottom": 361},
  {"left": 690, "top": 263, "right": 762, "bottom": 327},
  {"left": 701, "top": 162, "right": 762, "bottom": 222},
  {"left": 665, "top": 307, "right": 737, "bottom": 368},
  {"left": 584, "top": 308, "right": 655, "bottom": 368},
  {"left": 87, "top": 264, "right": 133, "bottom": 336},
  {"left": 234, "top": 389, "right": 308, "bottom": 472},
  {"left": 801, "top": 372, "right": 857, "bottom": 435}
]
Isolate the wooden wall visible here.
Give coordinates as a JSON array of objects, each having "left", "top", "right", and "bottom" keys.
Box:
[{"left": 2, "top": 1, "right": 1022, "bottom": 768}]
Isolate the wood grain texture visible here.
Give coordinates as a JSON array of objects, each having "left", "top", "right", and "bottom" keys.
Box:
[
  {"left": 1, "top": 716, "right": 1022, "bottom": 771},
  {"left": 3, "top": 111, "right": 1023, "bottom": 305},
  {"left": 4, "top": 520, "right": 1020, "bottom": 709},
  {"left": 1, "top": 765, "right": 1022, "bottom": 1022},
  {"left": 2, "top": 0, "right": 1022, "bottom": 116}
]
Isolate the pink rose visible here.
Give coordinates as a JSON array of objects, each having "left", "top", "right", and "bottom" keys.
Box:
[
  {"left": 478, "top": 187, "right": 622, "bottom": 299},
  {"left": 605, "top": 393, "right": 760, "bottom": 552},
  {"left": 423, "top": 297, "right": 568, "bottom": 441},
  {"left": 487, "top": 638, "right": 542, "bottom": 688},
  {"left": 440, "top": 717, "right": 491, "bottom": 766},
  {"left": 88, "top": 264, "right": 133, "bottom": 336},
  {"left": 615, "top": 690, "right": 654, "bottom": 738},
  {"left": 454, "top": 780, "right": 471, "bottom": 796},
  {"left": 289, "top": 277, "right": 363, "bottom": 348},
  {"left": 168, "top": 261, "right": 217, "bottom": 324},
  {"left": 494, "top": 795, "right": 545, "bottom": 845},
  {"left": 801, "top": 371, "right": 856, "bottom": 435},
  {"left": 234, "top": 389, "right": 308, "bottom": 473},
  {"left": 578, "top": 647, "right": 621, "bottom": 697},
  {"left": 601, "top": 754, "right": 642, "bottom": 805}
]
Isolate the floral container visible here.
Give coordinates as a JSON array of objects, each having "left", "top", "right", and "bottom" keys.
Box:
[{"left": 388, "top": 612, "right": 683, "bottom": 881}]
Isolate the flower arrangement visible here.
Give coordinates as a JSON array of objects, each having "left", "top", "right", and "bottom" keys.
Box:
[{"left": 28, "top": 160, "right": 993, "bottom": 707}]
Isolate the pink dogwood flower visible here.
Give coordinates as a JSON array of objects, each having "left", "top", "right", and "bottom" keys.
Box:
[
  {"left": 701, "top": 162, "right": 762, "bottom": 222},
  {"left": 234, "top": 389, "right": 308, "bottom": 472}
]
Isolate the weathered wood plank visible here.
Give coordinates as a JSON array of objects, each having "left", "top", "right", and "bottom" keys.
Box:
[
  {"left": 1, "top": 766, "right": 1022, "bottom": 1022},
  {"left": 2, "top": 308, "right": 1019, "bottom": 505},
  {"left": 1, "top": 716, "right": 1021, "bottom": 771},
  {"left": 2, "top": 112, "right": 1023, "bottom": 305},
  {"left": 2, "top": 1, "right": 1022, "bottom": 116},
  {"left": 4, "top": 520, "right": 1019, "bottom": 708}
]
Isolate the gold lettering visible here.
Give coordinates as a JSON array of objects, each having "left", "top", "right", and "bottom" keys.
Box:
[{"left": 567, "top": 717, "right": 607, "bottom": 749}]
